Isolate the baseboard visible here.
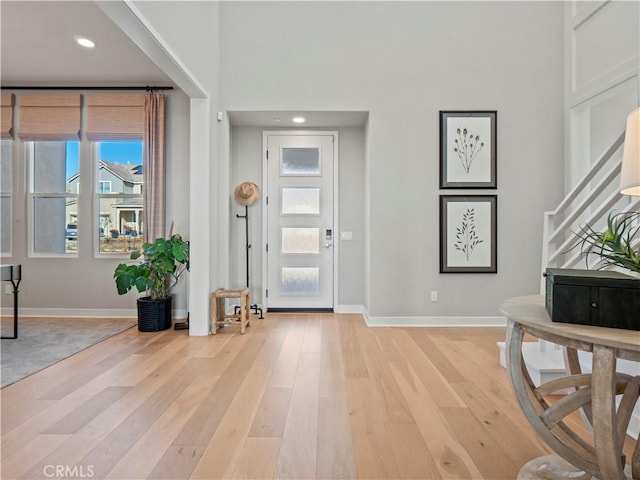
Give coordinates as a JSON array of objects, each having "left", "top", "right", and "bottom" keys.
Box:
[
  {"left": 365, "top": 315, "right": 507, "bottom": 327},
  {"left": 0, "top": 307, "right": 189, "bottom": 320},
  {"left": 497, "top": 341, "right": 567, "bottom": 385},
  {"left": 335, "top": 304, "right": 365, "bottom": 314}
]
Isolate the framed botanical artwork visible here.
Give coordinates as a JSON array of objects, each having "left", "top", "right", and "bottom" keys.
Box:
[
  {"left": 440, "top": 111, "right": 497, "bottom": 188},
  {"left": 440, "top": 195, "right": 497, "bottom": 273}
]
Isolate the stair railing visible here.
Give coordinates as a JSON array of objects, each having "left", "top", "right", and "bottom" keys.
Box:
[{"left": 540, "top": 130, "right": 640, "bottom": 291}]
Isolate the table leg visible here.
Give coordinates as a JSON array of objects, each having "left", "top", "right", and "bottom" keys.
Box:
[
  {"left": 591, "top": 345, "right": 625, "bottom": 480},
  {"left": 240, "top": 292, "right": 247, "bottom": 334},
  {"left": 210, "top": 292, "right": 217, "bottom": 335},
  {"left": 506, "top": 320, "right": 600, "bottom": 479},
  {"left": 1, "top": 278, "right": 20, "bottom": 340},
  {"left": 563, "top": 347, "right": 593, "bottom": 428}
]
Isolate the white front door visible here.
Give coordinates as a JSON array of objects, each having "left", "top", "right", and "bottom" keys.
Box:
[{"left": 263, "top": 132, "right": 336, "bottom": 310}]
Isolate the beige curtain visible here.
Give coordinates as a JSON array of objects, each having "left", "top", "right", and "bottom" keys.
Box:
[
  {"left": 18, "top": 94, "right": 81, "bottom": 140},
  {"left": 1, "top": 93, "right": 14, "bottom": 138},
  {"left": 144, "top": 93, "right": 166, "bottom": 241}
]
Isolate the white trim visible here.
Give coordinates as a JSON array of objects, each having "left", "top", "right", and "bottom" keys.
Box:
[
  {"left": 569, "top": 58, "right": 639, "bottom": 108},
  {"left": 333, "top": 134, "right": 340, "bottom": 311},
  {"left": 335, "top": 304, "right": 365, "bottom": 314},
  {"left": 188, "top": 98, "right": 211, "bottom": 336},
  {"left": 262, "top": 136, "right": 268, "bottom": 309},
  {"left": 96, "top": 1, "right": 208, "bottom": 99},
  {"left": 572, "top": 0, "right": 609, "bottom": 29},
  {"left": 365, "top": 315, "right": 507, "bottom": 328},
  {"left": 261, "top": 130, "right": 339, "bottom": 311}
]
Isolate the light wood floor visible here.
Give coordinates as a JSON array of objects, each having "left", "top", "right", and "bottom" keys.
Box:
[{"left": 0, "top": 313, "right": 614, "bottom": 480}]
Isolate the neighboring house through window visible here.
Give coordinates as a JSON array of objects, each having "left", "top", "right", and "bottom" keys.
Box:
[{"left": 93, "top": 142, "right": 144, "bottom": 253}]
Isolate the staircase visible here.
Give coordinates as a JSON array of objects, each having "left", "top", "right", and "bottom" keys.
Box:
[
  {"left": 541, "top": 129, "right": 639, "bottom": 286},
  {"left": 498, "top": 129, "right": 640, "bottom": 437}
]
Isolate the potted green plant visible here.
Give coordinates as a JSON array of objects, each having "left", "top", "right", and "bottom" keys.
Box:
[
  {"left": 575, "top": 211, "right": 640, "bottom": 274},
  {"left": 114, "top": 234, "right": 190, "bottom": 332}
]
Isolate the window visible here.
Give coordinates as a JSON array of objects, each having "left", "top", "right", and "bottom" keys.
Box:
[
  {"left": 28, "top": 141, "right": 80, "bottom": 255},
  {"left": 5, "top": 92, "right": 161, "bottom": 259},
  {"left": 99, "top": 181, "right": 111, "bottom": 193},
  {"left": 95, "top": 141, "right": 144, "bottom": 254},
  {"left": 0, "top": 139, "right": 12, "bottom": 254}
]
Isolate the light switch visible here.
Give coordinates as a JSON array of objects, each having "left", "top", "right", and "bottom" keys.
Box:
[{"left": 340, "top": 231, "right": 353, "bottom": 241}]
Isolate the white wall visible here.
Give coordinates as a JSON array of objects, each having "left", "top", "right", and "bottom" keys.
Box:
[
  {"left": 220, "top": 1, "right": 565, "bottom": 320},
  {"left": 565, "top": 0, "right": 639, "bottom": 191},
  {"left": 2, "top": 1, "right": 568, "bottom": 326},
  {"left": 130, "top": 1, "right": 218, "bottom": 91}
]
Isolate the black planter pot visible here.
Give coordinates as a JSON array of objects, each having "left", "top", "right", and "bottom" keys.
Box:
[{"left": 137, "top": 296, "right": 172, "bottom": 332}]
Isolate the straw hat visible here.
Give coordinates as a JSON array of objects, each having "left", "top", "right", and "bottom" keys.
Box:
[{"left": 234, "top": 182, "right": 260, "bottom": 206}]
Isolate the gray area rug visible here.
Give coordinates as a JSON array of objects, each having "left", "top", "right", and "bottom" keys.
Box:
[{"left": 1, "top": 317, "right": 136, "bottom": 388}]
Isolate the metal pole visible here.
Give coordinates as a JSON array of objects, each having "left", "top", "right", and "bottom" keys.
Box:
[
  {"left": 244, "top": 206, "right": 250, "bottom": 288},
  {"left": 2, "top": 265, "right": 21, "bottom": 339},
  {"left": 235, "top": 207, "right": 264, "bottom": 319},
  {"left": 12, "top": 279, "right": 19, "bottom": 339}
]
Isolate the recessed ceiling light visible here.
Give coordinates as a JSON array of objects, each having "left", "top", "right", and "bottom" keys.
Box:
[
  {"left": 76, "top": 37, "right": 96, "bottom": 48},
  {"left": 292, "top": 116, "right": 306, "bottom": 124},
  {"left": 273, "top": 117, "right": 281, "bottom": 122}
]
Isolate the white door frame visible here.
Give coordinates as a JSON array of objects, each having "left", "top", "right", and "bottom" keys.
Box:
[{"left": 261, "top": 130, "right": 339, "bottom": 311}]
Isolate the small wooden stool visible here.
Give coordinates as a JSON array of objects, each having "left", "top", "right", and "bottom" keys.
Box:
[{"left": 210, "top": 288, "right": 251, "bottom": 334}]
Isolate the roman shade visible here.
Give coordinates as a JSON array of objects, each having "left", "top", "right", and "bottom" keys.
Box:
[
  {"left": 86, "top": 94, "right": 145, "bottom": 141},
  {"left": 18, "top": 94, "right": 81, "bottom": 140},
  {"left": 1, "top": 93, "right": 14, "bottom": 139}
]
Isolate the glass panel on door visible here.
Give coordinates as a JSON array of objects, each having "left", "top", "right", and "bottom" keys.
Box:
[
  {"left": 281, "top": 227, "right": 320, "bottom": 254},
  {"left": 281, "top": 187, "right": 320, "bottom": 215},
  {"left": 281, "top": 147, "right": 321, "bottom": 175},
  {"left": 281, "top": 267, "right": 320, "bottom": 296}
]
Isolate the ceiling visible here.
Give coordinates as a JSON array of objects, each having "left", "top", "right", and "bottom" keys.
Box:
[
  {"left": 0, "top": 1, "right": 368, "bottom": 128},
  {"left": 228, "top": 111, "right": 369, "bottom": 128},
  {"left": 0, "top": 1, "right": 173, "bottom": 86}
]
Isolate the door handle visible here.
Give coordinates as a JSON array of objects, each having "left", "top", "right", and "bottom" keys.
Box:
[{"left": 324, "top": 243, "right": 333, "bottom": 249}]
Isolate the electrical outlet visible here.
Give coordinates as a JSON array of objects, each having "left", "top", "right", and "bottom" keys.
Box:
[
  {"left": 430, "top": 291, "right": 438, "bottom": 302},
  {"left": 5, "top": 284, "right": 11, "bottom": 295}
]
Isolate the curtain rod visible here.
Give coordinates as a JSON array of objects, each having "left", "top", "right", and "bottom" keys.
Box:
[{"left": 0, "top": 85, "right": 173, "bottom": 92}]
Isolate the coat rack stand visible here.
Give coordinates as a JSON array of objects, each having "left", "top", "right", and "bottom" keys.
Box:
[
  {"left": 236, "top": 206, "right": 264, "bottom": 319},
  {"left": 1, "top": 265, "right": 21, "bottom": 339}
]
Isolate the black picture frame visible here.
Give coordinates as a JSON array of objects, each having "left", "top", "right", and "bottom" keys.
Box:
[
  {"left": 440, "top": 111, "right": 497, "bottom": 189},
  {"left": 440, "top": 195, "right": 497, "bottom": 273}
]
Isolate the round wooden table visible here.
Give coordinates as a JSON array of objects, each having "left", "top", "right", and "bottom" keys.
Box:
[{"left": 501, "top": 295, "right": 640, "bottom": 480}]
